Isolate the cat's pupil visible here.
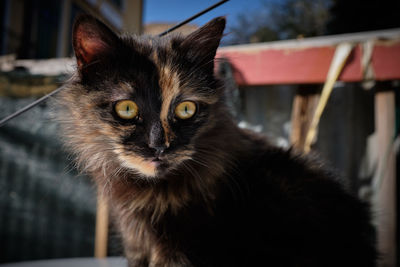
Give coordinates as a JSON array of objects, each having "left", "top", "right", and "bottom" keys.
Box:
[
  {"left": 184, "top": 105, "right": 188, "bottom": 113},
  {"left": 126, "top": 106, "right": 130, "bottom": 112}
]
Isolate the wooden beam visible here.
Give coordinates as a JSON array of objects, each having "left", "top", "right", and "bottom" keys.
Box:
[
  {"left": 374, "top": 86, "right": 396, "bottom": 267},
  {"left": 56, "top": 0, "right": 71, "bottom": 58},
  {"left": 123, "top": 0, "right": 143, "bottom": 34},
  {"left": 290, "top": 86, "right": 320, "bottom": 150},
  {"left": 94, "top": 190, "right": 109, "bottom": 258},
  {"left": 217, "top": 39, "right": 400, "bottom": 86}
]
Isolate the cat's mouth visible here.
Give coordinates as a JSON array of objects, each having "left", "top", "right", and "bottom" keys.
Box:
[
  {"left": 118, "top": 153, "right": 171, "bottom": 178},
  {"left": 117, "top": 148, "right": 193, "bottom": 178},
  {"left": 151, "top": 156, "right": 162, "bottom": 163},
  {"left": 150, "top": 157, "right": 168, "bottom": 170}
]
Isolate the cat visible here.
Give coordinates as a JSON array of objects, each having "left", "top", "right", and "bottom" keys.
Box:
[{"left": 56, "top": 15, "right": 378, "bottom": 267}]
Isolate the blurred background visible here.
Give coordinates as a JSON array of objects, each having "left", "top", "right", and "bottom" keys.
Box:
[{"left": 0, "top": 0, "right": 399, "bottom": 266}]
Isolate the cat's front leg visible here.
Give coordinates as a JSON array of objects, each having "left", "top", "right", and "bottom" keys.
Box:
[
  {"left": 125, "top": 250, "right": 150, "bottom": 267},
  {"left": 127, "top": 258, "right": 149, "bottom": 267},
  {"left": 126, "top": 251, "right": 193, "bottom": 267},
  {"left": 148, "top": 257, "right": 194, "bottom": 267},
  {"left": 149, "top": 246, "right": 194, "bottom": 267},
  {"left": 125, "top": 243, "right": 193, "bottom": 267}
]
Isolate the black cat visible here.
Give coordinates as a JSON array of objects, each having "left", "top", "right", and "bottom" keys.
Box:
[{"left": 56, "top": 15, "right": 377, "bottom": 266}]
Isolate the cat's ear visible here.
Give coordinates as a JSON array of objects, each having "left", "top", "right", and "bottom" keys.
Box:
[
  {"left": 180, "top": 17, "right": 226, "bottom": 72},
  {"left": 72, "top": 15, "right": 119, "bottom": 69}
]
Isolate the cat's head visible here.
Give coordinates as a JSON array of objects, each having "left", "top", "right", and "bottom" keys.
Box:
[{"left": 60, "top": 15, "right": 228, "bottom": 179}]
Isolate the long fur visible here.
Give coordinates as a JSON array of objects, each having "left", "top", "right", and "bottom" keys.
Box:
[{"left": 56, "top": 15, "right": 377, "bottom": 267}]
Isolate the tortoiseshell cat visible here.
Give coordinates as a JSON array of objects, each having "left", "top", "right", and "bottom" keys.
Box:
[{"left": 57, "top": 15, "right": 377, "bottom": 266}]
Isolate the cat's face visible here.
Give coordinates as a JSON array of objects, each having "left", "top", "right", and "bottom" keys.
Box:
[{"left": 62, "top": 15, "right": 226, "bottom": 178}]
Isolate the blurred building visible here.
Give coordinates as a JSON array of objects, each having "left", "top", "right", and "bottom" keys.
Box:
[
  {"left": 143, "top": 23, "right": 198, "bottom": 36},
  {"left": 0, "top": 0, "right": 143, "bottom": 59}
]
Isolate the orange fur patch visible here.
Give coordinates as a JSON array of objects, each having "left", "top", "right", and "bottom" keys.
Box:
[
  {"left": 158, "top": 66, "right": 180, "bottom": 146},
  {"left": 115, "top": 146, "right": 157, "bottom": 177},
  {"left": 119, "top": 154, "right": 157, "bottom": 177}
]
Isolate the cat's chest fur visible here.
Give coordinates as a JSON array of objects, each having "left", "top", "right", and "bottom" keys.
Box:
[
  {"left": 58, "top": 15, "right": 377, "bottom": 267},
  {"left": 94, "top": 132, "right": 375, "bottom": 267}
]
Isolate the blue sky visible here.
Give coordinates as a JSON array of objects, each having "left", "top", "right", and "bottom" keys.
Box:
[{"left": 143, "top": 0, "right": 264, "bottom": 29}]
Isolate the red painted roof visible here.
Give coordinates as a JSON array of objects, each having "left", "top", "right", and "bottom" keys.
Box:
[
  {"left": 216, "top": 30, "right": 400, "bottom": 86},
  {"left": 373, "top": 42, "right": 400, "bottom": 81}
]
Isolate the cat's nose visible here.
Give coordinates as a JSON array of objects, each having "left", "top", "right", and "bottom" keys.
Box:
[
  {"left": 148, "top": 121, "right": 167, "bottom": 157},
  {"left": 151, "top": 145, "right": 167, "bottom": 158}
]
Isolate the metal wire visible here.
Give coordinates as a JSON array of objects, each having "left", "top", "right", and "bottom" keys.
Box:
[
  {"left": 0, "top": 85, "right": 66, "bottom": 127},
  {"left": 158, "top": 0, "right": 229, "bottom": 37},
  {"left": 0, "top": 0, "right": 229, "bottom": 128}
]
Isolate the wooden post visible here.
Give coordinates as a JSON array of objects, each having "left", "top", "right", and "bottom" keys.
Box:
[
  {"left": 123, "top": 0, "right": 143, "bottom": 34},
  {"left": 374, "top": 86, "right": 396, "bottom": 267},
  {"left": 56, "top": 0, "right": 71, "bottom": 58},
  {"left": 94, "top": 190, "right": 109, "bottom": 258},
  {"left": 290, "top": 86, "right": 320, "bottom": 150},
  {"left": 93, "top": 1, "right": 143, "bottom": 259}
]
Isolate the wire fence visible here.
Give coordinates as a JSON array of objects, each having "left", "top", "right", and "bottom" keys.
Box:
[{"left": 0, "top": 74, "right": 97, "bottom": 262}]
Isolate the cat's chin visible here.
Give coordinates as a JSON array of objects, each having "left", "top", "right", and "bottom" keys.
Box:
[
  {"left": 117, "top": 150, "right": 194, "bottom": 179},
  {"left": 119, "top": 155, "right": 160, "bottom": 177},
  {"left": 118, "top": 154, "right": 171, "bottom": 178}
]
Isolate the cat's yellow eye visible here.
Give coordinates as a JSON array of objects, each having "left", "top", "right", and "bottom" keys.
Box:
[
  {"left": 175, "top": 101, "right": 196, "bottom": 120},
  {"left": 115, "top": 100, "right": 139, "bottom": 119}
]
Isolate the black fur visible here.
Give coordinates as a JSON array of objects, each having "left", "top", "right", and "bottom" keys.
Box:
[{"left": 59, "top": 15, "right": 378, "bottom": 267}]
